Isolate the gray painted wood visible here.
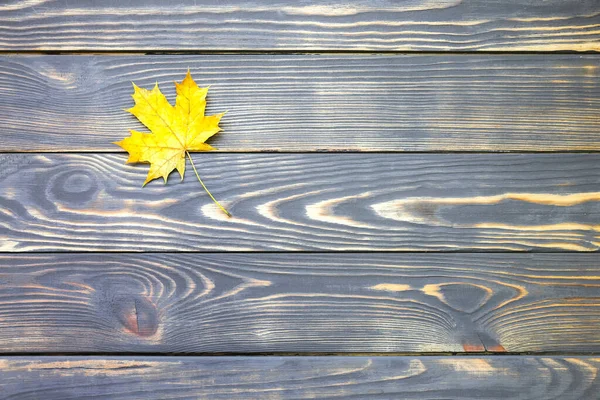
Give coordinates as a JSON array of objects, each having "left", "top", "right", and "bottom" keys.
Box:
[
  {"left": 2, "top": 356, "right": 600, "bottom": 399},
  {"left": 1, "top": 55, "right": 599, "bottom": 151},
  {"left": 1, "top": 0, "right": 599, "bottom": 51},
  {"left": 1, "top": 2, "right": 598, "bottom": 396},
  {"left": 1, "top": 153, "right": 599, "bottom": 252},
  {"left": 0, "top": 253, "right": 598, "bottom": 353}
]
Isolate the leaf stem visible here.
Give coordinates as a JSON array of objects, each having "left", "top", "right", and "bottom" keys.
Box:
[{"left": 186, "top": 151, "right": 231, "bottom": 218}]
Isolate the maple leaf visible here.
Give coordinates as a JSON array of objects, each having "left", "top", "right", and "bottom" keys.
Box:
[{"left": 115, "top": 71, "right": 230, "bottom": 216}]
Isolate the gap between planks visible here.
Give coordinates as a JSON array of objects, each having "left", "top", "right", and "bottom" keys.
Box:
[{"left": 0, "top": 352, "right": 599, "bottom": 357}]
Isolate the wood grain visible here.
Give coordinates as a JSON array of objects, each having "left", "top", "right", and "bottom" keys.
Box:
[
  {"left": 1, "top": 153, "right": 600, "bottom": 252},
  {"left": 1, "top": 54, "right": 599, "bottom": 151},
  {"left": 0, "top": 253, "right": 598, "bottom": 353},
  {"left": 1, "top": 0, "right": 599, "bottom": 51},
  {"left": 2, "top": 356, "right": 600, "bottom": 399}
]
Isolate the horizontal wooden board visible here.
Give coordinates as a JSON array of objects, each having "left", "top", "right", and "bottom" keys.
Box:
[
  {"left": 1, "top": 153, "right": 600, "bottom": 252},
  {"left": 0, "top": 253, "right": 599, "bottom": 353},
  {"left": 1, "top": 0, "right": 599, "bottom": 51},
  {"left": 2, "top": 356, "right": 600, "bottom": 399},
  {"left": 1, "top": 55, "right": 600, "bottom": 151}
]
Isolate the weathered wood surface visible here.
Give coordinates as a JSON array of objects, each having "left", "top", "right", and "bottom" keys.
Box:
[
  {"left": 1, "top": 54, "right": 599, "bottom": 152},
  {"left": 2, "top": 356, "right": 600, "bottom": 399},
  {"left": 0, "top": 253, "right": 598, "bottom": 353},
  {"left": 1, "top": 0, "right": 599, "bottom": 52},
  {"left": 1, "top": 153, "right": 599, "bottom": 252}
]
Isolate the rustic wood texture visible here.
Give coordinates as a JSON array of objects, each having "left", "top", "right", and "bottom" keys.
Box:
[
  {"left": 2, "top": 2, "right": 599, "bottom": 397},
  {"left": 1, "top": 0, "right": 599, "bottom": 52},
  {"left": 0, "top": 253, "right": 598, "bottom": 353},
  {"left": 1, "top": 54, "right": 600, "bottom": 152},
  {"left": 2, "top": 356, "right": 600, "bottom": 399},
  {"left": 1, "top": 153, "right": 599, "bottom": 252}
]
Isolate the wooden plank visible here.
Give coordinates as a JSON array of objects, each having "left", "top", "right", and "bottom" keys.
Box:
[
  {"left": 2, "top": 356, "right": 600, "bottom": 399},
  {"left": 0, "top": 253, "right": 598, "bottom": 353},
  {"left": 1, "top": 55, "right": 599, "bottom": 152},
  {"left": 1, "top": 153, "right": 600, "bottom": 252},
  {"left": 1, "top": 1, "right": 599, "bottom": 52}
]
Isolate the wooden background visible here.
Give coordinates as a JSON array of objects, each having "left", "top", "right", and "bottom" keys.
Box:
[{"left": 0, "top": 0, "right": 599, "bottom": 398}]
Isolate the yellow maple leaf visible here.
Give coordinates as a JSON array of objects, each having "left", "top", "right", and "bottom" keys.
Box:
[{"left": 115, "top": 71, "right": 230, "bottom": 216}]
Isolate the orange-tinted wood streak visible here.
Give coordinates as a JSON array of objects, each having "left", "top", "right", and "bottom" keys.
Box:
[
  {"left": 1, "top": 356, "right": 600, "bottom": 399},
  {"left": 0, "top": 253, "right": 597, "bottom": 353},
  {"left": 1, "top": 153, "right": 599, "bottom": 252},
  {"left": 0, "top": 55, "right": 599, "bottom": 151},
  {"left": 463, "top": 343, "right": 486, "bottom": 352},
  {"left": 0, "top": 0, "right": 599, "bottom": 51}
]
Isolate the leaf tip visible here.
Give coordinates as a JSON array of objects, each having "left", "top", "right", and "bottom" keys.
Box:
[{"left": 142, "top": 173, "right": 155, "bottom": 187}]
